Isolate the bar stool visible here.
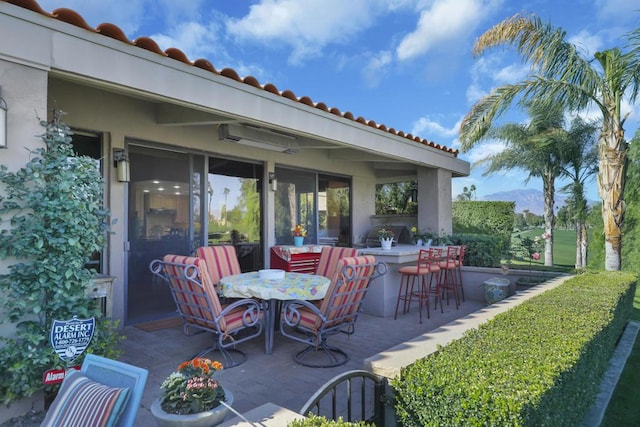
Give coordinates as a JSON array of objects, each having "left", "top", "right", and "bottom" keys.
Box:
[
  {"left": 394, "top": 248, "right": 441, "bottom": 323},
  {"left": 438, "top": 246, "right": 460, "bottom": 310}
]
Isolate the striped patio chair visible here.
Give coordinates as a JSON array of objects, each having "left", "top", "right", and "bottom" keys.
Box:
[
  {"left": 314, "top": 246, "right": 359, "bottom": 279},
  {"left": 149, "top": 254, "right": 263, "bottom": 368},
  {"left": 280, "top": 255, "right": 387, "bottom": 367},
  {"left": 196, "top": 245, "right": 242, "bottom": 286}
]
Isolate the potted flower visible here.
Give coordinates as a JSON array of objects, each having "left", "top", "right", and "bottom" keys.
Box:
[
  {"left": 150, "top": 357, "right": 233, "bottom": 427},
  {"left": 292, "top": 224, "right": 307, "bottom": 246},
  {"left": 377, "top": 228, "right": 394, "bottom": 250}
]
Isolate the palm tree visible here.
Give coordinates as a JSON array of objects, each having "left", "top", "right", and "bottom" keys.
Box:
[
  {"left": 558, "top": 117, "right": 599, "bottom": 269},
  {"left": 459, "top": 13, "right": 640, "bottom": 270},
  {"left": 456, "top": 185, "right": 477, "bottom": 201},
  {"left": 472, "top": 101, "right": 565, "bottom": 266}
]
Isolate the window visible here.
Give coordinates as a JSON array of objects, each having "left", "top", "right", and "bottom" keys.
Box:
[
  {"left": 72, "top": 132, "right": 103, "bottom": 273},
  {"left": 275, "top": 167, "right": 351, "bottom": 246}
]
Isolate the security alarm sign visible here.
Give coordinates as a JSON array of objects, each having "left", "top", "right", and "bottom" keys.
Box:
[
  {"left": 50, "top": 316, "right": 95, "bottom": 363},
  {"left": 43, "top": 366, "right": 80, "bottom": 385}
]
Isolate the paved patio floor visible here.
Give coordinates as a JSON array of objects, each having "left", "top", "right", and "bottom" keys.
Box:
[{"left": 118, "top": 296, "right": 485, "bottom": 425}]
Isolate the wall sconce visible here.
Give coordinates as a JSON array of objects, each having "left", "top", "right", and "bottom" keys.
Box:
[
  {"left": 411, "top": 185, "right": 418, "bottom": 203},
  {"left": 113, "top": 148, "right": 130, "bottom": 182},
  {"left": 0, "top": 86, "right": 7, "bottom": 149},
  {"left": 268, "top": 172, "right": 277, "bottom": 192}
]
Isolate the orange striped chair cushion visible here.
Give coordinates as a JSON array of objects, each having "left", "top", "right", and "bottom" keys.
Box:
[
  {"left": 297, "top": 255, "right": 377, "bottom": 331},
  {"left": 314, "top": 247, "right": 359, "bottom": 280},
  {"left": 162, "top": 255, "right": 247, "bottom": 333},
  {"left": 196, "top": 245, "right": 242, "bottom": 285}
]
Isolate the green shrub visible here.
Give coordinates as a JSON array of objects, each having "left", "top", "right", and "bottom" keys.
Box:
[
  {"left": 450, "top": 234, "right": 504, "bottom": 267},
  {"left": 392, "top": 271, "right": 636, "bottom": 426},
  {"left": 0, "top": 113, "right": 123, "bottom": 404},
  {"left": 288, "top": 414, "right": 373, "bottom": 426}
]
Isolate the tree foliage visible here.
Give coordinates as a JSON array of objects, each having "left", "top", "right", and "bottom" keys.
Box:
[
  {"left": 375, "top": 181, "right": 416, "bottom": 214},
  {"left": 620, "top": 129, "right": 640, "bottom": 272},
  {"left": 460, "top": 13, "right": 640, "bottom": 270},
  {"left": 452, "top": 201, "right": 515, "bottom": 249}
]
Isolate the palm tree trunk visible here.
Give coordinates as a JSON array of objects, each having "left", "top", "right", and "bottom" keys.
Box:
[
  {"left": 543, "top": 173, "right": 555, "bottom": 267},
  {"left": 597, "top": 129, "right": 626, "bottom": 271},
  {"left": 575, "top": 219, "right": 588, "bottom": 269},
  {"left": 580, "top": 222, "right": 588, "bottom": 269}
]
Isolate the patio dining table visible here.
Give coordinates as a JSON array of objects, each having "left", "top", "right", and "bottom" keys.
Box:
[{"left": 219, "top": 271, "right": 330, "bottom": 354}]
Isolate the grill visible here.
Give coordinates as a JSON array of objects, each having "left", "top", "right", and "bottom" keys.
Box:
[{"left": 363, "top": 226, "right": 411, "bottom": 247}]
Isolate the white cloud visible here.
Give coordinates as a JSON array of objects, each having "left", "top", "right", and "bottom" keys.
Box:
[
  {"left": 363, "top": 51, "right": 393, "bottom": 88},
  {"left": 568, "top": 30, "right": 604, "bottom": 57},
  {"left": 493, "top": 63, "right": 529, "bottom": 85},
  {"left": 150, "top": 21, "right": 220, "bottom": 60},
  {"left": 225, "top": 0, "right": 380, "bottom": 64},
  {"left": 395, "top": 0, "right": 502, "bottom": 61},
  {"left": 594, "top": 0, "right": 639, "bottom": 24},
  {"left": 411, "top": 116, "right": 459, "bottom": 139},
  {"left": 465, "top": 139, "right": 506, "bottom": 164}
]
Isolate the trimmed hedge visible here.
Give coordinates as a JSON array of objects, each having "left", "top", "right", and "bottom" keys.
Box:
[
  {"left": 392, "top": 271, "right": 637, "bottom": 426},
  {"left": 453, "top": 201, "right": 515, "bottom": 249},
  {"left": 288, "top": 415, "right": 373, "bottom": 426}
]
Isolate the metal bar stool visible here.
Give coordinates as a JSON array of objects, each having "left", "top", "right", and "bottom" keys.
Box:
[
  {"left": 394, "top": 248, "right": 441, "bottom": 323},
  {"left": 438, "top": 246, "right": 460, "bottom": 310}
]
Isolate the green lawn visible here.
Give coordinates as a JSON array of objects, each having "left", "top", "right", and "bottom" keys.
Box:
[
  {"left": 600, "top": 286, "right": 640, "bottom": 426},
  {"left": 508, "top": 228, "right": 637, "bottom": 425},
  {"left": 509, "top": 228, "right": 576, "bottom": 271}
]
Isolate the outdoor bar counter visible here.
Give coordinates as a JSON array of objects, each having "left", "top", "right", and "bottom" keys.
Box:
[{"left": 357, "top": 244, "right": 426, "bottom": 317}]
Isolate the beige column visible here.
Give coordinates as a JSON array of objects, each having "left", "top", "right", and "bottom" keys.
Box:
[
  {"left": 265, "top": 161, "right": 277, "bottom": 267},
  {"left": 107, "top": 131, "right": 128, "bottom": 324},
  {"left": 417, "top": 167, "right": 452, "bottom": 236}
]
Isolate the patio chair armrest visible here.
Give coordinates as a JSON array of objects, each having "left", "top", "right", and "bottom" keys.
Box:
[
  {"left": 218, "top": 298, "right": 263, "bottom": 328},
  {"left": 281, "top": 299, "right": 326, "bottom": 328}
]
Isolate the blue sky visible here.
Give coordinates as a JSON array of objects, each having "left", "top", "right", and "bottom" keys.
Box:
[{"left": 39, "top": 0, "right": 640, "bottom": 202}]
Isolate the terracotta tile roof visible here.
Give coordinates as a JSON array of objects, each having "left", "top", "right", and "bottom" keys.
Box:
[{"left": 2, "top": 0, "right": 458, "bottom": 157}]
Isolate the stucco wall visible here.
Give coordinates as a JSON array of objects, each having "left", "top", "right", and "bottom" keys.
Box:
[{"left": 0, "top": 60, "right": 49, "bottom": 338}]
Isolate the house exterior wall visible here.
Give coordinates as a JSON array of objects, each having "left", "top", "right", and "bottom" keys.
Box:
[
  {"left": 46, "top": 79, "right": 380, "bottom": 323},
  {"left": 0, "top": 2, "right": 469, "bottom": 326},
  {"left": 0, "top": 61, "right": 49, "bottom": 337}
]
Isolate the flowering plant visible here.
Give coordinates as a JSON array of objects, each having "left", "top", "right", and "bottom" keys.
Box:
[
  {"left": 292, "top": 224, "right": 307, "bottom": 237},
  {"left": 159, "top": 357, "right": 225, "bottom": 415},
  {"left": 377, "top": 228, "right": 394, "bottom": 240}
]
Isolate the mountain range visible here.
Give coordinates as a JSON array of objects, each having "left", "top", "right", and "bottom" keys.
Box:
[{"left": 478, "top": 189, "right": 567, "bottom": 215}]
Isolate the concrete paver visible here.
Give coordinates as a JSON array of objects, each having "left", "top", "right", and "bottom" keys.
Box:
[{"left": 118, "top": 297, "right": 484, "bottom": 426}]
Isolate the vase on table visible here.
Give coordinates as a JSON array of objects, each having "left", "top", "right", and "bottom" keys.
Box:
[
  {"left": 150, "top": 390, "right": 234, "bottom": 427},
  {"left": 293, "top": 236, "right": 304, "bottom": 247},
  {"left": 380, "top": 238, "right": 393, "bottom": 250}
]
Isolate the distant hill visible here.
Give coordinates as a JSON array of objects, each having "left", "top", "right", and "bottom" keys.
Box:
[{"left": 478, "top": 189, "right": 567, "bottom": 215}]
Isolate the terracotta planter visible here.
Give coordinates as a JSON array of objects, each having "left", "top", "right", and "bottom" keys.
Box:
[{"left": 150, "top": 390, "right": 233, "bottom": 427}]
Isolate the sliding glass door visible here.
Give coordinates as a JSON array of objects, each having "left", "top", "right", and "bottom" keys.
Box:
[
  {"left": 127, "top": 145, "right": 200, "bottom": 323},
  {"left": 206, "top": 157, "right": 264, "bottom": 272}
]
